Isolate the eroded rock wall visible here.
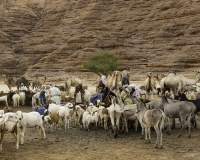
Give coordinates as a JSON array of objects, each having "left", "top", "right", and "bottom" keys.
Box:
[{"left": 0, "top": 0, "right": 200, "bottom": 80}]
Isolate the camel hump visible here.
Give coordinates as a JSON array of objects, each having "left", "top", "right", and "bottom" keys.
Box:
[
  {"left": 168, "top": 71, "right": 176, "bottom": 75},
  {"left": 21, "top": 77, "right": 27, "bottom": 80}
]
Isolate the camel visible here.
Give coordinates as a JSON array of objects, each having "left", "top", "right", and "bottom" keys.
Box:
[
  {"left": 2, "top": 75, "right": 17, "bottom": 91},
  {"left": 160, "top": 71, "right": 200, "bottom": 95},
  {"left": 2, "top": 75, "right": 30, "bottom": 91},
  {"left": 143, "top": 72, "right": 157, "bottom": 100},
  {"left": 32, "top": 76, "right": 47, "bottom": 89},
  {"left": 106, "top": 71, "right": 122, "bottom": 90},
  {"left": 16, "top": 77, "right": 31, "bottom": 91},
  {"left": 65, "top": 75, "right": 88, "bottom": 95}
]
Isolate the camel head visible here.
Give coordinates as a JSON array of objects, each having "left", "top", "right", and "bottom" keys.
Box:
[
  {"left": 147, "top": 72, "right": 152, "bottom": 77},
  {"left": 114, "top": 71, "right": 120, "bottom": 76},
  {"left": 2, "top": 75, "right": 6, "bottom": 78}
]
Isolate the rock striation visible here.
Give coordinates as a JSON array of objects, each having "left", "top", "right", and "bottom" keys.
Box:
[{"left": 0, "top": 0, "right": 200, "bottom": 81}]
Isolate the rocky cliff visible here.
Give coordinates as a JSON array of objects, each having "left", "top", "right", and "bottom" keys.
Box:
[{"left": 0, "top": 0, "right": 200, "bottom": 82}]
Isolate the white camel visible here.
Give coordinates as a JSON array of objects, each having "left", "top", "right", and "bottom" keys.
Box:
[{"left": 160, "top": 71, "right": 200, "bottom": 95}]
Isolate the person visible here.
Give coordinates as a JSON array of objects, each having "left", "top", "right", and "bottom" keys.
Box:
[
  {"left": 74, "top": 84, "right": 85, "bottom": 105},
  {"left": 100, "top": 87, "right": 110, "bottom": 101},
  {"left": 197, "top": 93, "right": 200, "bottom": 100},
  {"left": 119, "top": 86, "right": 132, "bottom": 105},
  {"left": 128, "top": 84, "right": 142, "bottom": 103},
  {"left": 122, "top": 74, "right": 130, "bottom": 86},
  {"left": 39, "top": 86, "right": 46, "bottom": 105},
  {"left": 20, "top": 83, "right": 26, "bottom": 92},
  {"left": 96, "top": 75, "right": 107, "bottom": 93}
]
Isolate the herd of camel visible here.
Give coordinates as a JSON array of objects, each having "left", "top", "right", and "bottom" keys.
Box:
[
  {"left": 1, "top": 70, "right": 200, "bottom": 99},
  {"left": 143, "top": 70, "right": 200, "bottom": 99},
  {"left": 1, "top": 75, "right": 47, "bottom": 91}
]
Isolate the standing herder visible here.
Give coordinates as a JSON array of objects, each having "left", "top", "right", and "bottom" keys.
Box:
[
  {"left": 119, "top": 86, "right": 133, "bottom": 105},
  {"left": 40, "top": 86, "right": 46, "bottom": 105},
  {"left": 74, "top": 84, "right": 85, "bottom": 105},
  {"left": 20, "top": 83, "right": 26, "bottom": 92},
  {"left": 128, "top": 84, "right": 142, "bottom": 103},
  {"left": 96, "top": 75, "right": 107, "bottom": 93}
]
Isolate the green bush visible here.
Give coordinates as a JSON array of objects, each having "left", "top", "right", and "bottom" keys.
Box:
[{"left": 83, "top": 51, "right": 119, "bottom": 76}]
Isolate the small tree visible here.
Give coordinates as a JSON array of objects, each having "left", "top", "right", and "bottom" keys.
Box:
[{"left": 83, "top": 51, "right": 119, "bottom": 76}]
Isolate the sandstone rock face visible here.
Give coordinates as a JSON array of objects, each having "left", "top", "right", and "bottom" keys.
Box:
[{"left": 0, "top": 0, "right": 200, "bottom": 82}]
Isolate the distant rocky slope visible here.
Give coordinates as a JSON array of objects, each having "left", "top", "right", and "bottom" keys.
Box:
[{"left": 0, "top": 0, "right": 200, "bottom": 82}]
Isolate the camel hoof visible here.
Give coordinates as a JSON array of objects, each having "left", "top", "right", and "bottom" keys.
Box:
[
  {"left": 178, "top": 134, "right": 181, "bottom": 138},
  {"left": 160, "top": 145, "right": 163, "bottom": 149},
  {"left": 188, "top": 135, "right": 191, "bottom": 138}
]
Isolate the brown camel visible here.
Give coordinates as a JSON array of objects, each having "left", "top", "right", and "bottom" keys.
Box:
[{"left": 16, "top": 77, "right": 31, "bottom": 91}]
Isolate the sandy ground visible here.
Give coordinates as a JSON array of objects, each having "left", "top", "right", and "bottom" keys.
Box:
[{"left": 0, "top": 83, "right": 200, "bottom": 160}]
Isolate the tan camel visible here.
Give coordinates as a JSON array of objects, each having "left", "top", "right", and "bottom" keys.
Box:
[
  {"left": 2, "top": 75, "right": 31, "bottom": 91},
  {"left": 65, "top": 75, "right": 88, "bottom": 95},
  {"left": 2, "top": 75, "right": 17, "bottom": 91},
  {"left": 32, "top": 76, "right": 47, "bottom": 89},
  {"left": 106, "top": 71, "right": 122, "bottom": 89},
  {"left": 143, "top": 72, "right": 157, "bottom": 100},
  {"left": 160, "top": 71, "right": 200, "bottom": 95}
]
